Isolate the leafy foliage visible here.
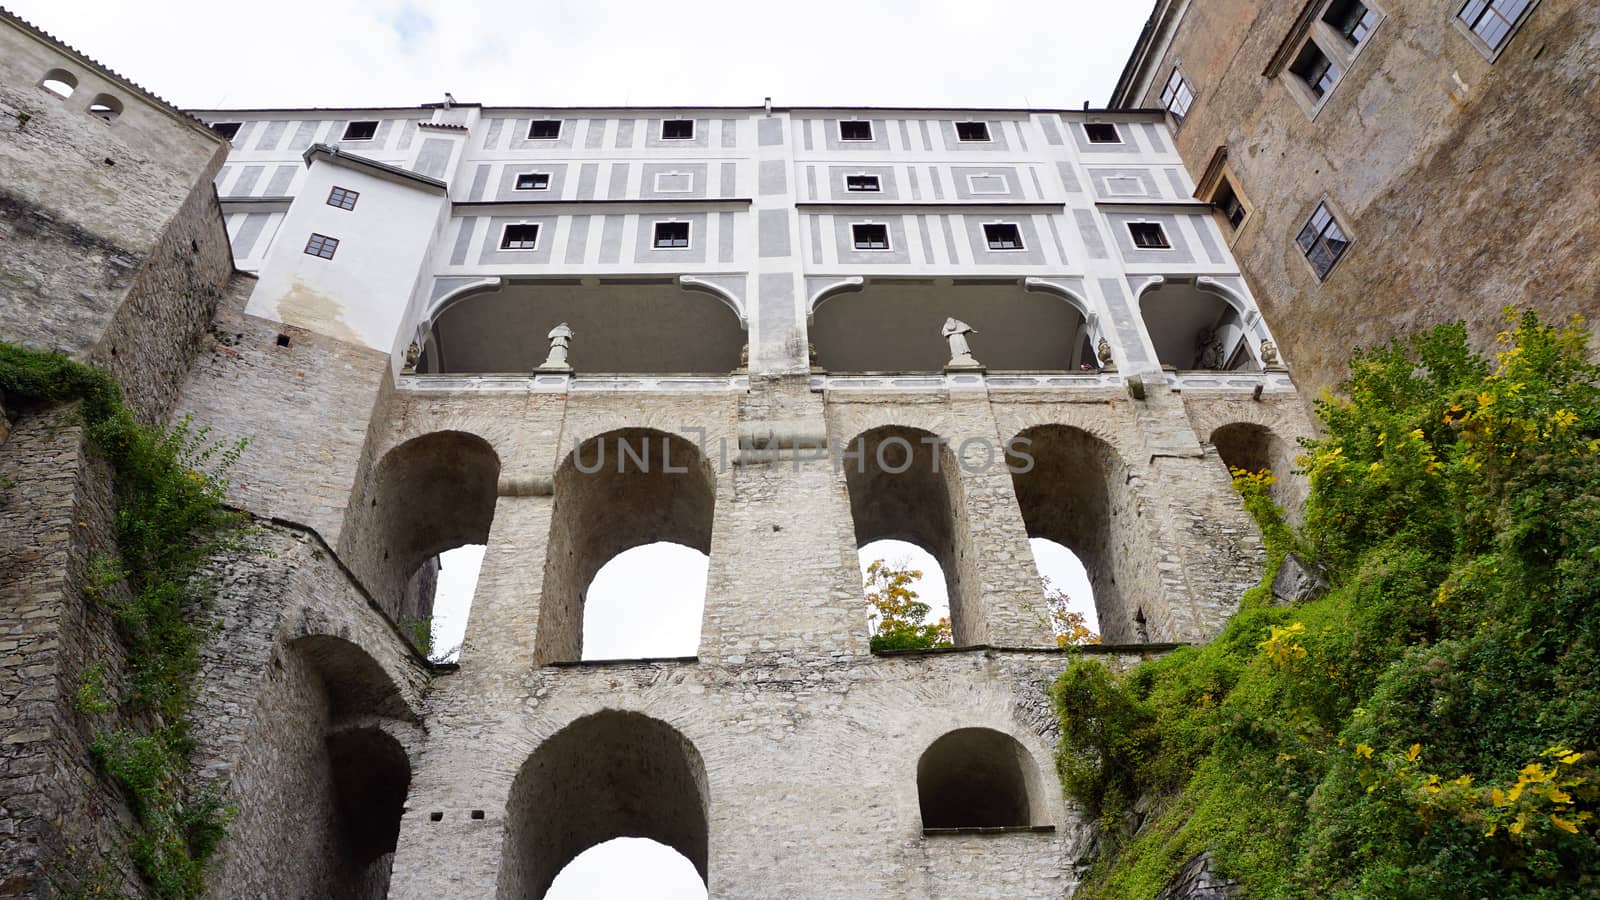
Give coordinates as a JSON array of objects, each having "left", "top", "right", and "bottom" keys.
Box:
[
  {"left": 1044, "top": 575, "right": 1101, "bottom": 647},
  {"left": 2, "top": 344, "right": 242, "bottom": 897},
  {"left": 864, "top": 558, "right": 952, "bottom": 651},
  {"left": 1052, "top": 311, "right": 1600, "bottom": 897}
]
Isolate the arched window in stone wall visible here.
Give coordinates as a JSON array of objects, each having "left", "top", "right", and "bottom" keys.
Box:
[
  {"left": 327, "top": 726, "right": 411, "bottom": 882},
  {"left": 917, "top": 728, "right": 1044, "bottom": 829},
  {"left": 582, "top": 542, "right": 708, "bottom": 660},
  {"left": 1008, "top": 425, "right": 1149, "bottom": 643},
  {"left": 341, "top": 431, "right": 500, "bottom": 650},
  {"left": 538, "top": 429, "right": 714, "bottom": 663},
  {"left": 1210, "top": 422, "right": 1303, "bottom": 514},
  {"left": 841, "top": 425, "right": 978, "bottom": 646},
  {"left": 499, "top": 711, "right": 709, "bottom": 899},
  {"left": 1138, "top": 279, "right": 1259, "bottom": 371}
]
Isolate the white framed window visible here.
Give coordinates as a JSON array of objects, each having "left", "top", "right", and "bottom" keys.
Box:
[
  {"left": 1455, "top": 0, "right": 1538, "bottom": 58},
  {"left": 341, "top": 121, "right": 378, "bottom": 141},
  {"left": 1278, "top": 0, "right": 1384, "bottom": 115},
  {"left": 839, "top": 120, "right": 873, "bottom": 141},
  {"left": 661, "top": 119, "right": 695, "bottom": 140},
  {"left": 845, "top": 174, "right": 881, "bottom": 193},
  {"left": 1084, "top": 123, "right": 1121, "bottom": 144},
  {"left": 966, "top": 173, "right": 1009, "bottom": 195},
  {"left": 500, "top": 223, "right": 540, "bottom": 251},
  {"left": 1160, "top": 68, "right": 1195, "bottom": 125},
  {"left": 1295, "top": 201, "right": 1351, "bottom": 279},
  {"left": 1128, "top": 222, "right": 1171, "bottom": 250},
  {"left": 1104, "top": 176, "right": 1145, "bottom": 197},
  {"left": 653, "top": 171, "right": 694, "bottom": 193},
  {"left": 514, "top": 172, "right": 551, "bottom": 191},
  {"left": 982, "top": 223, "right": 1025, "bottom": 251},
  {"left": 851, "top": 223, "right": 891, "bottom": 251},
  {"left": 955, "top": 121, "right": 991, "bottom": 142},
  {"left": 653, "top": 221, "right": 691, "bottom": 249},
  {"left": 527, "top": 119, "right": 561, "bottom": 139}
]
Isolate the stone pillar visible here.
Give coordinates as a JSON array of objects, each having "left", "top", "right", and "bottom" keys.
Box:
[
  {"left": 699, "top": 375, "right": 869, "bottom": 661},
  {"left": 456, "top": 491, "right": 552, "bottom": 670}
]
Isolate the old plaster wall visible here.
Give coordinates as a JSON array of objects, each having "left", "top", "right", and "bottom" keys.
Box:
[{"left": 1125, "top": 0, "right": 1600, "bottom": 399}]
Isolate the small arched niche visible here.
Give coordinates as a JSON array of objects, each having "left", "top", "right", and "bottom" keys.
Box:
[
  {"left": 1210, "top": 422, "right": 1304, "bottom": 515},
  {"left": 540, "top": 429, "right": 715, "bottom": 663},
  {"left": 38, "top": 68, "right": 77, "bottom": 99},
  {"left": 499, "top": 711, "right": 709, "bottom": 899},
  {"left": 841, "top": 426, "right": 978, "bottom": 646},
  {"left": 917, "top": 728, "right": 1045, "bottom": 829},
  {"left": 87, "top": 93, "right": 123, "bottom": 122},
  {"left": 1138, "top": 279, "right": 1258, "bottom": 371},
  {"left": 422, "top": 278, "right": 744, "bottom": 374},
  {"left": 811, "top": 278, "right": 1093, "bottom": 373},
  {"left": 342, "top": 431, "right": 500, "bottom": 633}
]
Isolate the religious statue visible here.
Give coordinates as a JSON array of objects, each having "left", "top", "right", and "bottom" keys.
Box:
[
  {"left": 401, "top": 341, "right": 420, "bottom": 374},
  {"left": 1195, "top": 326, "right": 1226, "bottom": 370},
  {"left": 941, "top": 318, "right": 982, "bottom": 369},
  {"left": 539, "top": 322, "right": 574, "bottom": 371}
]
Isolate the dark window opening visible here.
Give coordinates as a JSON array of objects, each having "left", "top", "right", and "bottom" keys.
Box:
[
  {"left": 955, "top": 121, "right": 991, "bottom": 142},
  {"left": 275, "top": 333, "right": 292, "bottom": 348},
  {"left": 1290, "top": 42, "right": 1339, "bottom": 98},
  {"left": 1295, "top": 202, "right": 1350, "bottom": 279},
  {"left": 983, "top": 223, "right": 1025, "bottom": 250},
  {"left": 845, "top": 174, "right": 881, "bottom": 192},
  {"left": 852, "top": 223, "right": 890, "bottom": 250},
  {"left": 501, "top": 224, "right": 540, "bottom": 250},
  {"left": 1325, "top": 0, "right": 1379, "bottom": 45},
  {"left": 304, "top": 233, "right": 339, "bottom": 259},
  {"left": 341, "top": 120, "right": 378, "bottom": 141},
  {"left": 327, "top": 186, "right": 359, "bottom": 210},
  {"left": 212, "top": 122, "right": 242, "bottom": 141},
  {"left": 918, "top": 729, "right": 1037, "bottom": 829},
  {"left": 839, "top": 120, "right": 873, "bottom": 141},
  {"left": 1214, "top": 180, "right": 1246, "bottom": 230},
  {"left": 661, "top": 119, "right": 694, "bottom": 140},
  {"left": 653, "top": 221, "right": 691, "bottom": 249},
  {"left": 1458, "top": 0, "right": 1533, "bottom": 51},
  {"left": 527, "top": 119, "right": 562, "bottom": 139},
  {"left": 1129, "top": 222, "right": 1170, "bottom": 249},
  {"left": 1084, "top": 122, "right": 1121, "bottom": 143},
  {"left": 515, "top": 172, "right": 551, "bottom": 191}
]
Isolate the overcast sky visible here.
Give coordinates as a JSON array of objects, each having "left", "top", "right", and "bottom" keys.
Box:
[
  {"left": 8, "top": 0, "right": 1151, "bottom": 110},
  {"left": 13, "top": 1, "right": 1149, "bottom": 893}
]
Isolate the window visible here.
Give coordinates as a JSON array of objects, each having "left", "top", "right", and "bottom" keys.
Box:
[
  {"left": 211, "top": 122, "right": 242, "bottom": 141},
  {"left": 1325, "top": 0, "right": 1379, "bottom": 46},
  {"left": 661, "top": 119, "right": 694, "bottom": 140},
  {"left": 1214, "top": 179, "right": 1247, "bottom": 231},
  {"left": 527, "top": 119, "right": 562, "bottom": 139},
  {"left": 1290, "top": 43, "right": 1340, "bottom": 99},
  {"left": 845, "top": 174, "right": 881, "bottom": 193},
  {"left": 1295, "top": 202, "right": 1350, "bottom": 279},
  {"left": 983, "top": 223, "right": 1025, "bottom": 251},
  {"left": 39, "top": 70, "right": 77, "bottom": 99},
  {"left": 1457, "top": 0, "right": 1535, "bottom": 53},
  {"left": 342, "top": 121, "right": 378, "bottom": 141},
  {"left": 304, "top": 233, "right": 339, "bottom": 259},
  {"left": 653, "top": 221, "right": 691, "bottom": 249},
  {"left": 87, "top": 95, "right": 122, "bottom": 123},
  {"left": 501, "top": 224, "right": 540, "bottom": 250},
  {"left": 839, "top": 120, "right": 873, "bottom": 141},
  {"left": 1160, "top": 68, "right": 1195, "bottom": 124},
  {"left": 851, "top": 223, "right": 890, "bottom": 250},
  {"left": 955, "top": 122, "right": 991, "bottom": 142},
  {"left": 327, "top": 186, "right": 359, "bottom": 210},
  {"left": 515, "top": 172, "right": 551, "bottom": 191},
  {"left": 1128, "top": 222, "right": 1170, "bottom": 249},
  {"left": 1084, "top": 123, "right": 1121, "bottom": 144}
]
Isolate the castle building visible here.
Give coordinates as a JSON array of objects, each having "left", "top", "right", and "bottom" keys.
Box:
[
  {"left": 1111, "top": 0, "right": 1600, "bottom": 397},
  {"left": 1, "top": 7, "right": 1312, "bottom": 897}
]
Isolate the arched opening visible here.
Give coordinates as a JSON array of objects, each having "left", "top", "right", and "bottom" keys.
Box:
[
  {"left": 858, "top": 539, "right": 951, "bottom": 651},
  {"left": 811, "top": 279, "right": 1092, "bottom": 372},
  {"left": 1139, "top": 279, "right": 1258, "bottom": 371},
  {"left": 547, "top": 837, "right": 707, "bottom": 900},
  {"left": 1031, "top": 537, "right": 1100, "bottom": 645},
  {"left": 342, "top": 431, "right": 500, "bottom": 633},
  {"left": 423, "top": 278, "right": 744, "bottom": 374},
  {"left": 86, "top": 93, "right": 122, "bottom": 122},
  {"left": 38, "top": 69, "right": 77, "bottom": 99},
  {"left": 499, "top": 711, "right": 709, "bottom": 900},
  {"left": 917, "top": 728, "right": 1043, "bottom": 829},
  {"left": 1210, "top": 422, "right": 1303, "bottom": 514},
  {"left": 327, "top": 727, "right": 411, "bottom": 880},
  {"left": 1008, "top": 425, "right": 1148, "bottom": 643},
  {"left": 582, "top": 542, "right": 708, "bottom": 660},
  {"left": 429, "top": 544, "right": 485, "bottom": 663},
  {"left": 841, "top": 426, "right": 977, "bottom": 646},
  {"left": 540, "top": 429, "right": 715, "bottom": 663}
]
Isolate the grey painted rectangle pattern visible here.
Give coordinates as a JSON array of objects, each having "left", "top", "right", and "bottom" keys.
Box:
[
  {"left": 639, "top": 163, "right": 708, "bottom": 199},
  {"left": 833, "top": 216, "right": 910, "bottom": 264},
  {"left": 825, "top": 165, "right": 899, "bottom": 201},
  {"left": 478, "top": 216, "right": 558, "bottom": 265},
  {"left": 1164, "top": 168, "right": 1189, "bottom": 200},
  {"left": 1039, "top": 115, "right": 1063, "bottom": 145},
  {"left": 907, "top": 167, "right": 921, "bottom": 201},
  {"left": 253, "top": 120, "right": 286, "bottom": 152},
  {"left": 719, "top": 212, "right": 735, "bottom": 263},
  {"left": 231, "top": 213, "right": 269, "bottom": 258},
  {"left": 940, "top": 215, "right": 960, "bottom": 264},
  {"left": 757, "top": 273, "right": 796, "bottom": 353},
  {"left": 916, "top": 216, "right": 935, "bottom": 264},
  {"left": 468, "top": 165, "right": 490, "bottom": 201},
  {"left": 759, "top": 160, "right": 787, "bottom": 196},
  {"left": 1098, "top": 277, "right": 1151, "bottom": 364},
  {"left": 1044, "top": 215, "right": 1069, "bottom": 265},
  {"left": 806, "top": 166, "right": 817, "bottom": 201},
  {"left": 614, "top": 119, "right": 635, "bottom": 148},
  {"left": 233, "top": 165, "right": 265, "bottom": 196},
  {"left": 396, "top": 120, "right": 417, "bottom": 151},
  {"left": 635, "top": 212, "right": 708, "bottom": 263},
  {"left": 929, "top": 167, "right": 944, "bottom": 201},
  {"left": 607, "top": 164, "right": 630, "bottom": 200},
  {"left": 809, "top": 214, "right": 823, "bottom": 265},
  {"left": 720, "top": 162, "right": 737, "bottom": 198},
  {"left": 577, "top": 163, "right": 599, "bottom": 200},
  {"left": 950, "top": 166, "right": 1023, "bottom": 200},
  {"left": 720, "top": 119, "right": 737, "bottom": 148},
  {"left": 481, "top": 118, "right": 502, "bottom": 150},
  {"left": 265, "top": 165, "right": 296, "bottom": 196},
  {"left": 1190, "top": 215, "right": 1225, "bottom": 264},
  {"left": 496, "top": 163, "right": 568, "bottom": 201},
  {"left": 599, "top": 216, "right": 624, "bottom": 263},
  {"left": 1104, "top": 212, "right": 1195, "bottom": 264},
  {"left": 1074, "top": 210, "right": 1108, "bottom": 259},
  {"left": 585, "top": 120, "right": 606, "bottom": 149},
  {"left": 565, "top": 215, "right": 591, "bottom": 264},
  {"left": 449, "top": 217, "right": 478, "bottom": 266},
  {"left": 415, "top": 138, "right": 453, "bottom": 180},
  {"left": 758, "top": 117, "right": 784, "bottom": 146},
  {"left": 1027, "top": 167, "right": 1045, "bottom": 200},
  {"left": 289, "top": 121, "right": 318, "bottom": 150},
  {"left": 1089, "top": 167, "right": 1161, "bottom": 200},
  {"left": 961, "top": 215, "right": 1047, "bottom": 265},
  {"left": 1055, "top": 161, "right": 1082, "bottom": 193},
  {"left": 1073, "top": 122, "right": 1140, "bottom": 154},
  {"left": 759, "top": 209, "right": 790, "bottom": 258}
]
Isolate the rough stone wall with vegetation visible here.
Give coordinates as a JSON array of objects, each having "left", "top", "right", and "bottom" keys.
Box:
[{"left": 1120, "top": 0, "right": 1600, "bottom": 399}]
